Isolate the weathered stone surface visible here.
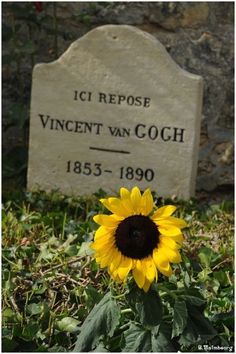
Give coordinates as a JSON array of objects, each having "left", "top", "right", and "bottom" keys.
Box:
[
  {"left": 2, "top": 2, "right": 234, "bottom": 197},
  {"left": 96, "top": 2, "right": 209, "bottom": 30},
  {"left": 28, "top": 25, "right": 203, "bottom": 198}
]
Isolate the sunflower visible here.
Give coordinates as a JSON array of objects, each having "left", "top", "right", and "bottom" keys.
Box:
[{"left": 91, "top": 187, "right": 187, "bottom": 292}]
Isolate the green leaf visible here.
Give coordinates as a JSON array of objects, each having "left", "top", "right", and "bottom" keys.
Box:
[
  {"left": 73, "top": 291, "right": 120, "bottom": 352},
  {"left": 212, "top": 310, "right": 234, "bottom": 329},
  {"left": 37, "top": 243, "right": 54, "bottom": 261},
  {"left": 198, "top": 247, "right": 221, "bottom": 267},
  {"left": 179, "top": 305, "right": 217, "bottom": 345},
  {"left": 33, "top": 284, "right": 47, "bottom": 295},
  {"left": 178, "top": 316, "right": 199, "bottom": 346},
  {"left": 210, "top": 278, "right": 220, "bottom": 293},
  {"left": 84, "top": 285, "right": 103, "bottom": 309},
  {"left": 179, "top": 288, "right": 206, "bottom": 308},
  {"left": 2, "top": 338, "right": 18, "bottom": 352},
  {"left": 123, "top": 324, "right": 152, "bottom": 352},
  {"left": 47, "top": 344, "right": 67, "bottom": 352},
  {"left": 214, "top": 270, "right": 229, "bottom": 287},
  {"left": 152, "top": 323, "right": 176, "bottom": 352},
  {"left": 93, "top": 342, "right": 108, "bottom": 352},
  {"left": 183, "top": 271, "right": 191, "bottom": 287},
  {"left": 56, "top": 317, "right": 80, "bottom": 333},
  {"left": 198, "top": 268, "right": 212, "bottom": 282},
  {"left": 172, "top": 300, "right": 188, "bottom": 338},
  {"left": 78, "top": 241, "right": 94, "bottom": 256},
  {"left": 180, "top": 295, "right": 205, "bottom": 307},
  {"left": 2, "top": 308, "right": 19, "bottom": 323},
  {"left": 127, "top": 287, "right": 162, "bottom": 326},
  {"left": 22, "top": 322, "right": 40, "bottom": 340},
  {"left": 27, "top": 302, "right": 44, "bottom": 315},
  {"left": 64, "top": 245, "right": 78, "bottom": 256}
]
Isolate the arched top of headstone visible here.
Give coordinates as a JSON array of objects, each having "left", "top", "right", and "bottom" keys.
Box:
[
  {"left": 28, "top": 25, "right": 203, "bottom": 199},
  {"left": 35, "top": 25, "right": 202, "bottom": 87}
]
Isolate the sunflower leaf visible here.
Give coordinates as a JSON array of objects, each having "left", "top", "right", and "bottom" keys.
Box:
[
  {"left": 127, "top": 287, "right": 162, "bottom": 326},
  {"left": 179, "top": 287, "right": 206, "bottom": 308},
  {"left": 179, "top": 288, "right": 206, "bottom": 307},
  {"left": 179, "top": 295, "right": 205, "bottom": 307},
  {"left": 171, "top": 299, "right": 188, "bottom": 338},
  {"left": 152, "top": 322, "right": 176, "bottom": 352},
  {"left": 123, "top": 324, "right": 152, "bottom": 352},
  {"left": 73, "top": 291, "right": 120, "bottom": 352},
  {"left": 179, "top": 305, "right": 217, "bottom": 345}
]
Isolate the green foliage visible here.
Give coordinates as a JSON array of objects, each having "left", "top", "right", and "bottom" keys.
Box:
[
  {"left": 123, "top": 324, "right": 152, "bottom": 352},
  {"left": 74, "top": 292, "right": 120, "bottom": 352},
  {"left": 172, "top": 300, "right": 187, "bottom": 338},
  {"left": 127, "top": 287, "right": 163, "bottom": 326},
  {"left": 2, "top": 190, "right": 234, "bottom": 352}
]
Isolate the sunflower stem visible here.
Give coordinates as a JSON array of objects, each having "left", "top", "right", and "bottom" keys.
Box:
[
  {"left": 120, "top": 308, "right": 132, "bottom": 314},
  {"left": 157, "top": 284, "right": 177, "bottom": 299},
  {"left": 112, "top": 293, "right": 127, "bottom": 300}
]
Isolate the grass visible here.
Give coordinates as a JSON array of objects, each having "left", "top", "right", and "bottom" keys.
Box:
[{"left": 2, "top": 189, "right": 234, "bottom": 352}]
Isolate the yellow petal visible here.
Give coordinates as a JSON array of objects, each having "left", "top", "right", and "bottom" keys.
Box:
[
  {"left": 109, "top": 262, "right": 115, "bottom": 273},
  {"left": 140, "top": 188, "right": 154, "bottom": 216},
  {"left": 120, "top": 187, "right": 130, "bottom": 199},
  {"left": 156, "top": 216, "right": 187, "bottom": 229},
  {"left": 94, "top": 226, "right": 111, "bottom": 241},
  {"left": 94, "top": 230, "right": 114, "bottom": 244},
  {"left": 152, "top": 205, "right": 177, "bottom": 219},
  {"left": 99, "top": 198, "right": 117, "bottom": 214},
  {"left": 117, "top": 256, "right": 133, "bottom": 280},
  {"left": 130, "top": 187, "right": 142, "bottom": 213},
  {"left": 132, "top": 260, "right": 145, "bottom": 288},
  {"left": 91, "top": 238, "right": 115, "bottom": 251},
  {"left": 118, "top": 198, "right": 136, "bottom": 217},
  {"left": 108, "top": 261, "right": 117, "bottom": 274},
  {"left": 153, "top": 248, "right": 172, "bottom": 277},
  {"left": 159, "top": 245, "right": 182, "bottom": 263},
  {"left": 93, "top": 233, "right": 115, "bottom": 246},
  {"left": 93, "top": 214, "right": 121, "bottom": 228},
  {"left": 143, "top": 278, "right": 151, "bottom": 292},
  {"left": 143, "top": 269, "right": 159, "bottom": 292},
  {"left": 110, "top": 248, "right": 122, "bottom": 268},
  {"left": 131, "top": 259, "right": 137, "bottom": 269},
  {"left": 109, "top": 261, "right": 117, "bottom": 276},
  {"left": 109, "top": 268, "right": 121, "bottom": 282},
  {"left": 95, "top": 247, "right": 114, "bottom": 268},
  {"left": 160, "top": 235, "right": 181, "bottom": 250},
  {"left": 158, "top": 224, "right": 182, "bottom": 236},
  {"left": 100, "top": 198, "right": 130, "bottom": 218},
  {"left": 119, "top": 188, "right": 134, "bottom": 214},
  {"left": 142, "top": 256, "right": 157, "bottom": 283},
  {"left": 164, "top": 233, "right": 184, "bottom": 245}
]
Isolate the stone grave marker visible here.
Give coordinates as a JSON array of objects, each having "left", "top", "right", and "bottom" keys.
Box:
[{"left": 27, "top": 25, "right": 203, "bottom": 199}]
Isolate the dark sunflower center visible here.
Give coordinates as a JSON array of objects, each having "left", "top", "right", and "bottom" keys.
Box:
[{"left": 115, "top": 215, "right": 159, "bottom": 259}]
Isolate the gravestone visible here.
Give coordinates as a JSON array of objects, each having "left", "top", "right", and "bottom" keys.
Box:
[{"left": 27, "top": 25, "right": 203, "bottom": 199}]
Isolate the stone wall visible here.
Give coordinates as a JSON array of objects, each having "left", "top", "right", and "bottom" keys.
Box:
[{"left": 2, "top": 2, "right": 234, "bottom": 197}]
